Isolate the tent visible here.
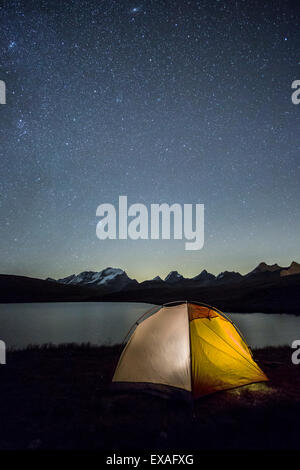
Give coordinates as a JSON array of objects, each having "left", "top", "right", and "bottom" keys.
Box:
[{"left": 112, "top": 301, "right": 268, "bottom": 399}]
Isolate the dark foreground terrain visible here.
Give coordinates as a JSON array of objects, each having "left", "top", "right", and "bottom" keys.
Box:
[{"left": 0, "top": 345, "right": 299, "bottom": 450}]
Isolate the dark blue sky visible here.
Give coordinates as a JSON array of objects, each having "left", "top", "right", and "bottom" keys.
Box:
[{"left": 0, "top": 0, "right": 299, "bottom": 281}]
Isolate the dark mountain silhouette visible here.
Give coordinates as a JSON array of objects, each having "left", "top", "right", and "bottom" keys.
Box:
[
  {"left": 164, "top": 271, "right": 184, "bottom": 283},
  {"left": 215, "top": 271, "right": 243, "bottom": 283},
  {"left": 0, "top": 274, "right": 93, "bottom": 303},
  {"left": 152, "top": 276, "right": 163, "bottom": 282},
  {"left": 250, "top": 262, "right": 282, "bottom": 274},
  {"left": 96, "top": 272, "right": 300, "bottom": 314},
  {"left": 0, "top": 261, "right": 299, "bottom": 313},
  {"left": 192, "top": 270, "right": 216, "bottom": 283},
  {"left": 281, "top": 261, "right": 300, "bottom": 277}
]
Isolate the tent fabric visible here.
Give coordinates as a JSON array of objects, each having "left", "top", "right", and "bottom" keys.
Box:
[
  {"left": 113, "top": 303, "right": 191, "bottom": 391},
  {"left": 188, "top": 303, "right": 218, "bottom": 321},
  {"left": 112, "top": 302, "right": 268, "bottom": 398},
  {"left": 189, "top": 317, "right": 268, "bottom": 398}
]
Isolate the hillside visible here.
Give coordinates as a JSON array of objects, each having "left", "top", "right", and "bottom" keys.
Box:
[
  {"left": 0, "top": 271, "right": 300, "bottom": 313},
  {"left": 0, "top": 274, "right": 94, "bottom": 303},
  {"left": 95, "top": 272, "right": 300, "bottom": 314}
]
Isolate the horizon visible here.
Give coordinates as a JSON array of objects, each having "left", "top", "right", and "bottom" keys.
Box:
[{"left": 3, "top": 258, "right": 298, "bottom": 283}]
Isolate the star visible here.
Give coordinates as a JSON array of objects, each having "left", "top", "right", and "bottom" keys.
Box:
[
  {"left": 130, "top": 6, "right": 142, "bottom": 14},
  {"left": 8, "top": 40, "right": 16, "bottom": 49}
]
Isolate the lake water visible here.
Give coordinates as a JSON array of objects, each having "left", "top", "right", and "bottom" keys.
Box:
[{"left": 0, "top": 302, "right": 299, "bottom": 349}]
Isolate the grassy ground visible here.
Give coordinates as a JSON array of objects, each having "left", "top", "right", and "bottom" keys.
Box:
[{"left": 0, "top": 344, "right": 299, "bottom": 450}]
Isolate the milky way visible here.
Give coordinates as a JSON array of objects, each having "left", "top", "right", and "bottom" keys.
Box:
[{"left": 0, "top": 0, "right": 299, "bottom": 281}]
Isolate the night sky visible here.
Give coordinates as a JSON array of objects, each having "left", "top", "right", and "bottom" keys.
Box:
[{"left": 0, "top": 0, "right": 299, "bottom": 281}]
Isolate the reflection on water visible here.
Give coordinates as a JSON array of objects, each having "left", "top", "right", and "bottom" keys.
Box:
[
  {"left": 0, "top": 302, "right": 298, "bottom": 349},
  {"left": 0, "top": 302, "right": 153, "bottom": 349}
]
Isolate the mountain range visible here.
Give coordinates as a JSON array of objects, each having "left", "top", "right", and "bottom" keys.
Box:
[
  {"left": 0, "top": 261, "right": 299, "bottom": 313},
  {"left": 47, "top": 260, "right": 300, "bottom": 292}
]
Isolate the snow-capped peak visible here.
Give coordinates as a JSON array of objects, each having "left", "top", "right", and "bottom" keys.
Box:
[
  {"left": 57, "top": 267, "right": 129, "bottom": 287},
  {"left": 164, "top": 271, "right": 184, "bottom": 283}
]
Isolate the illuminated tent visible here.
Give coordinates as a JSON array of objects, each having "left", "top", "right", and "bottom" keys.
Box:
[{"left": 112, "top": 301, "right": 268, "bottom": 399}]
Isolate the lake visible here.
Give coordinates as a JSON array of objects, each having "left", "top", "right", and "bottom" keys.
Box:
[{"left": 0, "top": 302, "right": 299, "bottom": 349}]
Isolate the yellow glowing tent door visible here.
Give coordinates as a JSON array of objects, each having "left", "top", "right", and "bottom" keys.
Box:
[
  {"left": 112, "top": 302, "right": 268, "bottom": 399},
  {"left": 188, "top": 303, "right": 268, "bottom": 398}
]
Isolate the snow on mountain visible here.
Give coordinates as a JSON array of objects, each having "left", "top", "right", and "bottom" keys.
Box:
[
  {"left": 94, "top": 268, "right": 125, "bottom": 285},
  {"left": 164, "top": 271, "right": 184, "bottom": 283},
  {"left": 56, "top": 273, "right": 77, "bottom": 284},
  {"left": 51, "top": 261, "right": 300, "bottom": 295},
  {"left": 57, "top": 268, "right": 137, "bottom": 292}
]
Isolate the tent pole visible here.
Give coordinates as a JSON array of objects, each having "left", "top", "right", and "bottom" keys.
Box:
[{"left": 187, "top": 302, "right": 196, "bottom": 417}]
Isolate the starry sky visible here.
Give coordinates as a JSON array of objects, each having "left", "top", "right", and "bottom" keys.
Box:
[{"left": 0, "top": 0, "right": 299, "bottom": 281}]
